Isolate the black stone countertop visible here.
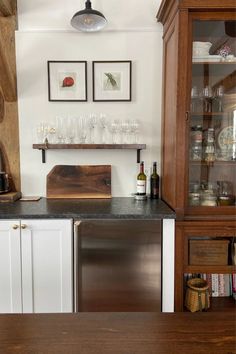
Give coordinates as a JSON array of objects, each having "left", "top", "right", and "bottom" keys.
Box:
[{"left": 0, "top": 197, "right": 175, "bottom": 220}]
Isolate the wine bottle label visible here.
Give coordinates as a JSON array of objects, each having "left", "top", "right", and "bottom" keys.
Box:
[{"left": 137, "top": 180, "right": 146, "bottom": 194}]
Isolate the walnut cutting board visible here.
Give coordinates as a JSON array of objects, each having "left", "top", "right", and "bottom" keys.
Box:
[{"left": 47, "top": 165, "right": 111, "bottom": 199}]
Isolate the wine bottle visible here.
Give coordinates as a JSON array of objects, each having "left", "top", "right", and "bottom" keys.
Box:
[
  {"left": 150, "top": 162, "right": 159, "bottom": 199},
  {"left": 136, "top": 161, "right": 146, "bottom": 195}
]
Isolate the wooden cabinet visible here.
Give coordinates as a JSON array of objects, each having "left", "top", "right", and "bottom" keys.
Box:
[
  {"left": 157, "top": 0, "right": 236, "bottom": 219},
  {"left": 0, "top": 219, "right": 73, "bottom": 313},
  {"left": 157, "top": 1, "right": 236, "bottom": 311},
  {"left": 175, "top": 221, "right": 235, "bottom": 312}
]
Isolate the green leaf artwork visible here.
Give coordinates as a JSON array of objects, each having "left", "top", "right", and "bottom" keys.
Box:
[
  {"left": 104, "top": 73, "right": 118, "bottom": 88},
  {"left": 103, "top": 72, "right": 121, "bottom": 91}
]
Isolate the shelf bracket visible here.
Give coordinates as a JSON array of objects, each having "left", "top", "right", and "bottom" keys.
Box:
[
  {"left": 37, "top": 141, "right": 48, "bottom": 163},
  {"left": 137, "top": 149, "right": 141, "bottom": 163},
  {"left": 41, "top": 149, "right": 46, "bottom": 163}
]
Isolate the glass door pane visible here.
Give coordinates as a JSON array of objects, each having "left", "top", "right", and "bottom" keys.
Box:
[{"left": 189, "top": 19, "right": 236, "bottom": 208}]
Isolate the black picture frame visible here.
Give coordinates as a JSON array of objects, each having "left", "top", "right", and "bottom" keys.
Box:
[
  {"left": 92, "top": 61, "right": 132, "bottom": 102},
  {"left": 47, "top": 61, "right": 87, "bottom": 102}
]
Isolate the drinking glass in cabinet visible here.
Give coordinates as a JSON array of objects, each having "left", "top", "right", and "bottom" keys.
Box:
[
  {"left": 213, "top": 85, "right": 224, "bottom": 113},
  {"left": 202, "top": 86, "right": 213, "bottom": 113}
]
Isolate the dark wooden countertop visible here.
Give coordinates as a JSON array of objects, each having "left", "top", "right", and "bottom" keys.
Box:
[
  {"left": 0, "top": 312, "right": 235, "bottom": 354},
  {"left": 0, "top": 197, "right": 175, "bottom": 220}
]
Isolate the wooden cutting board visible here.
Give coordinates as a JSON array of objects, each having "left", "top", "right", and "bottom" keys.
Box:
[
  {"left": 0, "top": 191, "right": 22, "bottom": 202},
  {"left": 47, "top": 165, "right": 111, "bottom": 199}
]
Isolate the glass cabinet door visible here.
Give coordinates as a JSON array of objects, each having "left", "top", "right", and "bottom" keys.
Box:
[{"left": 188, "top": 19, "right": 236, "bottom": 209}]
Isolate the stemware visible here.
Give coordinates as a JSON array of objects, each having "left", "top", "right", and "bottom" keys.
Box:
[
  {"left": 77, "top": 116, "right": 87, "bottom": 143},
  {"left": 56, "top": 117, "right": 66, "bottom": 143},
  {"left": 202, "top": 85, "right": 213, "bottom": 113},
  {"left": 130, "top": 119, "right": 140, "bottom": 143},
  {"left": 47, "top": 123, "right": 57, "bottom": 143},
  {"left": 88, "top": 113, "right": 97, "bottom": 143},
  {"left": 66, "top": 117, "right": 76, "bottom": 144},
  {"left": 110, "top": 119, "right": 119, "bottom": 144},
  {"left": 213, "top": 85, "right": 224, "bottom": 112},
  {"left": 191, "top": 86, "right": 199, "bottom": 113},
  {"left": 99, "top": 113, "right": 107, "bottom": 144},
  {"left": 36, "top": 122, "right": 50, "bottom": 143}
]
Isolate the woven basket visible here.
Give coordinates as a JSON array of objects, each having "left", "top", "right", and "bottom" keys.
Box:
[{"left": 185, "top": 278, "right": 210, "bottom": 312}]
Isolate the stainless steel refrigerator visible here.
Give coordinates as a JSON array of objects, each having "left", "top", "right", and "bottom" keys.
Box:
[{"left": 74, "top": 219, "right": 162, "bottom": 312}]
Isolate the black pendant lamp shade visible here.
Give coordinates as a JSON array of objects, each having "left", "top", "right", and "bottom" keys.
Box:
[{"left": 71, "top": 0, "right": 107, "bottom": 32}]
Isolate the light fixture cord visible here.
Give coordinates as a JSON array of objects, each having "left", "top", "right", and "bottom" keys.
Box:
[{"left": 85, "top": 0, "right": 92, "bottom": 9}]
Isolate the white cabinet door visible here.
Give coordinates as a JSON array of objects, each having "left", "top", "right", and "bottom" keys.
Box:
[
  {"left": 0, "top": 220, "right": 22, "bottom": 313},
  {"left": 21, "top": 219, "right": 73, "bottom": 313}
]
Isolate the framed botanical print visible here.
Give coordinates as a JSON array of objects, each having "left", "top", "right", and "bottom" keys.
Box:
[
  {"left": 92, "top": 61, "right": 132, "bottom": 101},
  {"left": 47, "top": 61, "right": 87, "bottom": 101}
]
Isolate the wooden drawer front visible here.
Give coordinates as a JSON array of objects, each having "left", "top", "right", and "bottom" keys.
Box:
[{"left": 189, "top": 240, "right": 229, "bottom": 266}]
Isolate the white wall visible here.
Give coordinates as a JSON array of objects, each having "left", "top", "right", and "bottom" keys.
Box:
[
  {"left": 17, "top": 0, "right": 162, "bottom": 31},
  {"left": 16, "top": 1, "right": 163, "bottom": 197}
]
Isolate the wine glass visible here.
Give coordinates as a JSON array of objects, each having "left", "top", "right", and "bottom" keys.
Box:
[
  {"left": 88, "top": 113, "right": 97, "bottom": 143},
  {"left": 77, "top": 116, "right": 87, "bottom": 143},
  {"left": 191, "top": 86, "right": 199, "bottom": 113},
  {"left": 56, "top": 117, "right": 66, "bottom": 143},
  {"left": 36, "top": 122, "right": 46, "bottom": 143},
  {"left": 99, "top": 113, "right": 107, "bottom": 144},
  {"left": 130, "top": 119, "right": 140, "bottom": 143},
  {"left": 202, "top": 85, "right": 213, "bottom": 113},
  {"left": 47, "top": 122, "right": 57, "bottom": 143},
  {"left": 214, "top": 85, "right": 224, "bottom": 112},
  {"left": 110, "top": 119, "right": 119, "bottom": 144},
  {"left": 121, "top": 120, "right": 130, "bottom": 144},
  {"left": 36, "top": 122, "right": 51, "bottom": 143},
  {"left": 66, "top": 117, "right": 76, "bottom": 144}
]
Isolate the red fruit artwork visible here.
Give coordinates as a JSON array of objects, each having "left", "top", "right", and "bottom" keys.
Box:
[{"left": 62, "top": 76, "right": 75, "bottom": 87}]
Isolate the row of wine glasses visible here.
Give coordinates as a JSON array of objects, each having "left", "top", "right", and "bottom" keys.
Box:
[
  {"left": 191, "top": 85, "right": 225, "bottom": 113},
  {"left": 36, "top": 114, "right": 141, "bottom": 144}
]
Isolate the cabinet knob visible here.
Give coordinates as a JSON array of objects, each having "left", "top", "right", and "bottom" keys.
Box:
[
  {"left": 12, "top": 224, "right": 19, "bottom": 230},
  {"left": 21, "top": 224, "right": 27, "bottom": 229}
]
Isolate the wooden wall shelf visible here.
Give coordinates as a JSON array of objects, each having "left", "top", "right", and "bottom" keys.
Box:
[{"left": 32, "top": 143, "right": 146, "bottom": 163}]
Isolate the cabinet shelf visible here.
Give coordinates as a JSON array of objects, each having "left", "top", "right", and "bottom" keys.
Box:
[
  {"left": 184, "top": 296, "right": 236, "bottom": 312},
  {"left": 184, "top": 265, "right": 235, "bottom": 274},
  {"left": 189, "top": 160, "right": 236, "bottom": 166},
  {"left": 191, "top": 112, "right": 225, "bottom": 117},
  {"left": 192, "top": 61, "right": 236, "bottom": 65},
  {"left": 33, "top": 143, "right": 146, "bottom": 163}
]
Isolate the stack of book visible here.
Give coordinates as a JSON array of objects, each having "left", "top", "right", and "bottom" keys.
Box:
[{"left": 184, "top": 273, "right": 236, "bottom": 299}]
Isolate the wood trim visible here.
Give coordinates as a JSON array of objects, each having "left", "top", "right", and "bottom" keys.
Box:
[
  {"left": 0, "top": 16, "right": 17, "bottom": 101},
  {"left": 0, "top": 0, "right": 16, "bottom": 17},
  {"left": 180, "top": 0, "right": 236, "bottom": 9},
  {"left": 156, "top": 0, "right": 178, "bottom": 25},
  {"left": 157, "top": 0, "right": 236, "bottom": 24},
  {"left": 0, "top": 12, "right": 20, "bottom": 192},
  {"left": 176, "top": 220, "right": 236, "bottom": 228},
  {"left": 0, "top": 88, "right": 5, "bottom": 123}
]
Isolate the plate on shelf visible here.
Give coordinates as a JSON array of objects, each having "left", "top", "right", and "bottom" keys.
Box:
[
  {"left": 192, "top": 55, "right": 222, "bottom": 62},
  {"left": 217, "top": 126, "right": 234, "bottom": 149}
]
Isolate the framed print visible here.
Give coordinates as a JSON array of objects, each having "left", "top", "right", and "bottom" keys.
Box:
[
  {"left": 47, "top": 61, "right": 87, "bottom": 101},
  {"left": 92, "top": 61, "right": 132, "bottom": 101}
]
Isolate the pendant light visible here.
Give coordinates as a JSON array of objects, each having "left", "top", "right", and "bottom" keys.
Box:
[{"left": 71, "top": 0, "right": 107, "bottom": 32}]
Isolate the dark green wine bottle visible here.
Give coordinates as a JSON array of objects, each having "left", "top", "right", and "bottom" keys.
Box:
[
  {"left": 137, "top": 161, "right": 146, "bottom": 195},
  {"left": 150, "top": 162, "right": 159, "bottom": 199}
]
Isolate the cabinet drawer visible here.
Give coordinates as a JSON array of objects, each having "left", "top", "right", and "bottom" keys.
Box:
[{"left": 189, "top": 240, "right": 229, "bottom": 266}]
